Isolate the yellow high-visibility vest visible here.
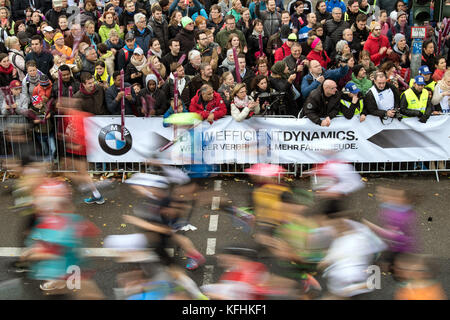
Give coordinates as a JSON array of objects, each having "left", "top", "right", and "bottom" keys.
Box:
[
  {"left": 338, "top": 99, "right": 364, "bottom": 116},
  {"left": 403, "top": 88, "right": 429, "bottom": 117}
]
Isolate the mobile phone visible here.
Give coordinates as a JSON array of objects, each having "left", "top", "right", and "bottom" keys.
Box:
[{"left": 124, "top": 87, "right": 131, "bottom": 96}]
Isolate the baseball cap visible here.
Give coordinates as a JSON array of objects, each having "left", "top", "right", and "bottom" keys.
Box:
[
  {"left": 414, "top": 75, "right": 426, "bottom": 86},
  {"left": 52, "top": 0, "right": 63, "bottom": 7},
  {"left": 344, "top": 82, "right": 360, "bottom": 94},
  {"left": 133, "top": 47, "right": 144, "bottom": 55},
  {"left": 125, "top": 31, "right": 134, "bottom": 41},
  {"left": 9, "top": 80, "right": 22, "bottom": 89},
  {"left": 418, "top": 65, "right": 432, "bottom": 75},
  {"left": 32, "top": 95, "right": 43, "bottom": 106},
  {"left": 43, "top": 26, "right": 55, "bottom": 33},
  {"left": 288, "top": 33, "right": 297, "bottom": 41}
]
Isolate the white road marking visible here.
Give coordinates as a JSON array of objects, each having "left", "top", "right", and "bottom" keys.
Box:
[
  {"left": 206, "top": 238, "right": 216, "bottom": 255},
  {"left": 0, "top": 247, "right": 174, "bottom": 257},
  {"left": 202, "top": 265, "right": 215, "bottom": 286},
  {"left": 211, "top": 196, "right": 220, "bottom": 210},
  {"left": 214, "top": 180, "right": 222, "bottom": 191},
  {"left": 208, "top": 215, "right": 219, "bottom": 232}
]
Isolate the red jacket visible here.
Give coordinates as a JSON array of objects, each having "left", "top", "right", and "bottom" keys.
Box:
[
  {"left": 274, "top": 42, "right": 291, "bottom": 63},
  {"left": 189, "top": 90, "right": 227, "bottom": 121},
  {"left": 363, "top": 33, "right": 391, "bottom": 66},
  {"left": 306, "top": 49, "right": 331, "bottom": 69}
]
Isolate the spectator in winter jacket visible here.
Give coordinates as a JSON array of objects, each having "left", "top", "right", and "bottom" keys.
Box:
[
  {"left": 132, "top": 13, "right": 153, "bottom": 56},
  {"left": 255, "top": 0, "right": 281, "bottom": 37},
  {"left": 351, "top": 64, "right": 372, "bottom": 95},
  {"left": 324, "top": 7, "right": 349, "bottom": 55},
  {"left": 189, "top": 83, "right": 227, "bottom": 124},
  {"left": 148, "top": 4, "right": 170, "bottom": 55},
  {"left": 0, "top": 53, "right": 18, "bottom": 89},
  {"left": 99, "top": 11, "right": 124, "bottom": 43},
  {"left": 301, "top": 59, "right": 349, "bottom": 99},
  {"left": 116, "top": 32, "right": 138, "bottom": 72},
  {"left": 350, "top": 13, "right": 370, "bottom": 53},
  {"left": 183, "top": 62, "right": 220, "bottom": 104},
  {"left": 119, "top": 0, "right": 137, "bottom": 33},
  {"left": 215, "top": 15, "right": 247, "bottom": 50},
  {"left": 363, "top": 22, "right": 392, "bottom": 67},
  {"left": 161, "top": 39, "right": 185, "bottom": 73},
  {"left": 1, "top": 80, "right": 29, "bottom": 115},
  {"left": 306, "top": 36, "right": 330, "bottom": 68},
  {"left": 124, "top": 47, "right": 146, "bottom": 86},
  {"left": 105, "top": 71, "right": 139, "bottom": 116},
  {"left": 44, "top": 0, "right": 66, "bottom": 29},
  {"left": 175, "top": 16, "right": 197, "bottom": 55},
  {"left": 25, "top": 35, "right": 54, "bottom": 78},
  {"left": 387, "top": 11, "right": 411, "bottom": 47},
  {"left": 52, "top": 32, "right": 74, "bottom": 64},
  {"left": 363, "top": 71, "right": 401, "bottom": 120},
  {"left": 73, "top": 72, "right": 107, "bottom": 115},
  {"left": 50, "top": 64, "right": 80, "bottom": 99},
  {"left": 232, "top": 54, "right": 256, "bottom": 91},
  {"left": 81, "top": 47, "right": 97, "bottom": 75},
  {"left": 22, "top": 61, "right": 43, "bottom": 101},
  {"left": 274, "top": 33, "right": 297, "bottom": 63},
  {"left": 304, "top": 79, "right": 341, "bottom": 126},
  {"left": 138, "top": 74, "right": 169, "bottom": 116},
  {"left": 32, "top": 74, "right": 52, "bottom": 103},
  {"left": 230, "top": 83, "right": 260, "bottom": 121}
]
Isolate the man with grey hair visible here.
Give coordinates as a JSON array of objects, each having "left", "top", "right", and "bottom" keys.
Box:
[
  {"left": 342, "top": 28, "right": 358, "bottom": 56},
  {"left": 324, "top": 7, "right": 349, "bottom": 55},
  {"left": 185, "top": 49, "right": 202, "bottom": 76},
  {"left": 132, "top": 12, "right": 152, "bottom": 55},
  {"left": 304, "top": 79, "right": 341, "bottom": 126},
  {"left": 81, "top": 46, "right": 98, "bottom": 75}
]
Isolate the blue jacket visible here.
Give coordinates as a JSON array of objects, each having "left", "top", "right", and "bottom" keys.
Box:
[
  {"left": 326, "top": 0, "right": 346, "bottom": 13},
  {"left": 133, "top": 26, "right": 153, "bottom": 56},
  {"left": 301, "top": 65, "right": 349, "bottom": 99},
  {"left": 169, "top": 0, "right": 204, "bottom": 17}
]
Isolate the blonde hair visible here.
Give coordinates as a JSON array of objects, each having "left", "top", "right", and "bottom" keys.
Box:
[
  {"left": 231, "top": 83, "right": 247, "bottom": 98},
  {"left": 4, "top": 36, "right": 18, "bottom": 50},
  {"left": 148, "top": 55, "right": 166, "bottom": 79}
]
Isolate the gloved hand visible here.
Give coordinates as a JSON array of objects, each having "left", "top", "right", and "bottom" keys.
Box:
[{"left": 419, "top": 115, "right": 428, "bottom": 123}]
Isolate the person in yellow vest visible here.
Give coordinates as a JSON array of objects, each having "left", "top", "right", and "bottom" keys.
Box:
[
  {"left": 400, "top": 75, "right": 433, "bottom": 123},
  {"left": 409, "top": 65, "right": 436, "bottom": 95},
  {"left": 338, "top": 82, "right": 367, "bottom": 122}
]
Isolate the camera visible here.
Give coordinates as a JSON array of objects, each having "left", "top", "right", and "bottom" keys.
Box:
[{"left": 258, "top": 91, "right": 287, "bottom": 115}]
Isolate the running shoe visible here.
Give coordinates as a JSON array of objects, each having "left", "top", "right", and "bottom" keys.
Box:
[
  {"left": 40, "top": 281, "right": 66, "bottom": 291},
  {"left": 84, "top": 195, "right": 105, "bottom": 204},
  {"left": 186, "top": 255, "right": 206, "bottom": 270}
]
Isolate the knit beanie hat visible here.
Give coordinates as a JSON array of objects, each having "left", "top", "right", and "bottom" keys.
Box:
[
  {"left": 393, "top": 33, "right": 405, "bottom": 44},
  {"left": 352, "top": 64, "right": 365, "bottom": 77},
  {"left": 39, "top": 75, "right": 51, "bottom": 87},
  {"left": 181, "top": 16, "right": 194, "bottom": 28},
  {"left": 271, "top": 61, "right": 286, "bottom": 76}
]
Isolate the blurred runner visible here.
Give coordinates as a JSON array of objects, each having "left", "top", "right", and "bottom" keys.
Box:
[{"left": 56, "top": 97, "right": 105, "bottom": 204}]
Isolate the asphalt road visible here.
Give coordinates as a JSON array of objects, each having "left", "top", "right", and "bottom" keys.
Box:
[{"left": 0, "top": 172, "right": 448, "bottom": 300}]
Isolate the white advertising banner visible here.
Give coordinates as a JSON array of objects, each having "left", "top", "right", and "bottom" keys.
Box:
[{"left": 84, "top": 115, "right": 450, "bottom": 164}]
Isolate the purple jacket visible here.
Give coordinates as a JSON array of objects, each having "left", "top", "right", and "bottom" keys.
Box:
[{"left": 377, "top": 204, "right": 418, "bottom": 253}]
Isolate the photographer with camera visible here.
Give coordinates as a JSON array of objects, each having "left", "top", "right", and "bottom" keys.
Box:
[
  {"left": 364, "top": 72, "right": 401, "bottom": 122},
  {"left": 399, "top": 76, "right": 433, "bottom": 123},
  {"left": 269, "top": 61, "right": 299, "bottom": 116},
  {"left": 338, "top": 82, "right": 367, "bottom": 122},
  {"left": 301, "top": 59, "right": 349, "bottom": 99}
]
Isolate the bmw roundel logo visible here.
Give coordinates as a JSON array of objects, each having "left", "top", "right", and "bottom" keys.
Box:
[{"left": 98, "top": 124, "right": 132, "bottom": 156}]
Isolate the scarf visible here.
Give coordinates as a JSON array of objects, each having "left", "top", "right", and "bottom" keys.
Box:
[
  {"left": 150, "top": 49, "right": 162, "bottom": 59},
  {"left": 0, "top": 64, "right": 13, "bottom": 74},
  {"left": 80, "top": 83, "right": 96, "bottom": 96},
  {"left": 393, "top": 44, "right": 409, "bottom": 55},
  {"left": 251, "top": 29, "right": 265, "bottom": 38},
  {"left": 232, "top": 95, "right": 250, "bottom": 109},
  {"left": 130, "top": 55, "right": 147, "bottom": 71},
  {"left": 220, "top": 58, "right": 235, "bottom": 71},
  {"left": 104, "top": 22, "right": 116, "bottom": 29}
]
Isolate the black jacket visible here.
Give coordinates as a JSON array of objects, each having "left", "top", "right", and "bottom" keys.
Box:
[
  {"left": 148, "top": 17, "right": 170, "bottom": 54},
  {"left": 174, "top": 29, "right": 196, "bottom": 55},
  {"left": 51, "top": 78, "right": 80, "bottom": 98},
  {"left": 304, "top": 84, "right": 341, "bottom": 125},
  {"left": 124, "top": 62, "right": 144, "bottom": 86},
  {"left": 105, "top": 83, "right": 139, "bottom": 116},
  {"left": 364, "top": 82, "right": 400, "bottom": 119},
  {"left": 25, "top": 51, "right": 54, "bottom": 77},
  {"left": 182, "top": 74, "right": 220, "bottom": 106},
  {"left": 161, "top": 52, "right": 185, "bottom": 74}
]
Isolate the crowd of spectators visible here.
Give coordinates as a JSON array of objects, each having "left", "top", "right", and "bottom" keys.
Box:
[{"left": 0, "top": 0, "right": 448, "bottom": 129}]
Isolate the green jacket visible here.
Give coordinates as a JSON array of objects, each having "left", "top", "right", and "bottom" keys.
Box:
[
  {"left": 99, "top": 24, "right": 124, "bottom": 43},
  {"left": 215, "top": 28, "right": 247, "bottom": 49},
  {"left": 351, "top": 73, "right": 373, "bottom": 95}
]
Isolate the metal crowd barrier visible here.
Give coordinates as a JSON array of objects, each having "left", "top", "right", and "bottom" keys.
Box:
[{"left": 0, "top": 115, "right": 448, "bottom": 182}]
